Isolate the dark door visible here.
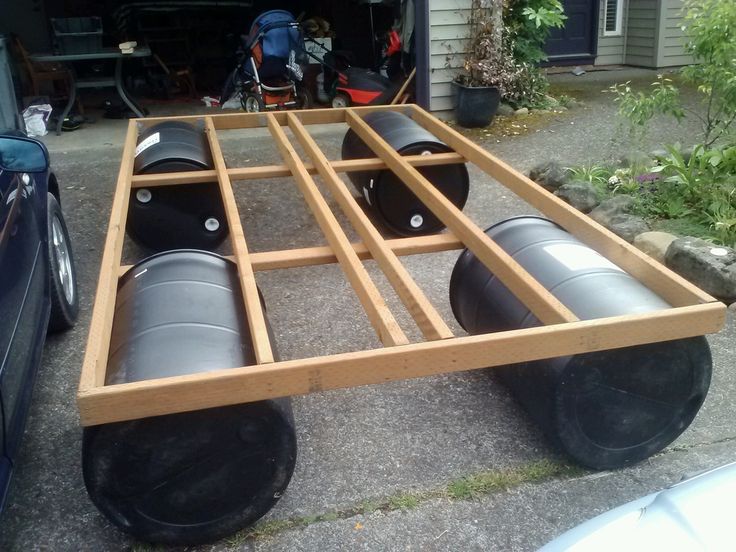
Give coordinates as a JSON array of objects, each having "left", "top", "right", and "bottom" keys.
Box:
[
  {"left": 545, "top": 0, "right": 598, "bottom": 62},
  {"left": 0, "top": 169, "right": 46, "bottom": 459}
]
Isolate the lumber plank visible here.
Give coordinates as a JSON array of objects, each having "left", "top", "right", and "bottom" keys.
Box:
[
  {"left": 77, "top": 302, "right": 727, "bottom": 425},
  {"left": 204, "top": 117, "right": 274, "bottom": 364},
  {"left": 119, "top": 233, "right": 463, "bottom": 276},
  {"left": 408, "top": 105, "right": 715, "bottom": 307},
  {"left": 138, "top": 104, "right": 412, "bottom": 128},
  {"left": 266, "top": 113, "right": 408, "bottom": 347},
  {"left": 345, "top": 109, "right": 579, "bottom": 326},
  {"left": 129, "top": 153, "right": 466, "bottom": 188},
  {"left": 248, "top": 233, "right": 464, "bottom": 269},
  {"left": 288, "top": 112, "right": 452, "bottom": 340},
  {"left": 79, "top": 120, "right": 138, "bottom": 390}
]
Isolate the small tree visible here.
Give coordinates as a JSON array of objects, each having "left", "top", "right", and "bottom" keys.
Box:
[
  {"left": 681, "top": 0, "right": 736, "bottom": 145},
  {"left": 611, "top": 0, "right": 736, "bottom": 147}
]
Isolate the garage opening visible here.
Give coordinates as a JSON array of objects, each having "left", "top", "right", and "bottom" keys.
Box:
[{"left": 0, "top": 0, "right": 423, "bottom": 130}]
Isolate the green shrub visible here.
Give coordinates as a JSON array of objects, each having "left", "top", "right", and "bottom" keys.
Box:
[
  {"left": 610, "top": 0, "right": 736, "bottom": 147},
  {"left": 504, "top": 0, "right": 567, "bottom": 64},
  {"left": 503, "top": 63, "right": 550, "bottom": 108},
  {"left": 568, "top": 145, "right": 736, "bottom": 246}
]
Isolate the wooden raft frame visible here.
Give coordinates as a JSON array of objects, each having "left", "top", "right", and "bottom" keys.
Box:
[{"left": 77, "top": 104, "right": 726, "bottom": 426}]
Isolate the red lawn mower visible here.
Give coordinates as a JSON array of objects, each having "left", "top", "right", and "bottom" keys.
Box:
[{"left": 309, "top": 29, "right": 404, "bottom": 108}]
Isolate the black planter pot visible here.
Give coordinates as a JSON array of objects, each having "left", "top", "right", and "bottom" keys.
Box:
[{"left": 452, "top": 82, "right": 501, "bottom": 128}]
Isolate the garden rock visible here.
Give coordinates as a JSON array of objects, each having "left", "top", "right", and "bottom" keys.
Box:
[
  {"left": 650, "top": 148, "right": 669, "bottom": 160},
  {"left": 603, "top": 214, "right": 650, "bottom": 243},
  {"left": 515, "top": 107, "right": 529, "bottom": 116},
  {"left": 588, "top": 195, "right": 636, "bottom": 226},
  {"left": 554, "top": 181, "right": 600, "bottom": 213},
  {"left": 649, "top": 145, "right": 693, "bottom": 163},
  {"left": 633, "top": 231, "right": 678, "bottom": 263},
  {"left": 528, "top": 160, "right": 568, "bottom": 191},
  {"left": 497, "top": 103, "right": 514, "bottom": 116},
  {"left": 665, "top": 237, "right": 736, "bottom": 302}
]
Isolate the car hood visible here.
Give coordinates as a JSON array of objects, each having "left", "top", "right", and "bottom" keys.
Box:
[{"left": 540, "top": 462, "right": 736, "bottom": 551}]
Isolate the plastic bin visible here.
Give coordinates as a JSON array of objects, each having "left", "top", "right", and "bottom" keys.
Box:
[{"left": 51, "top": 17, "right": 103, "bottom": 54}]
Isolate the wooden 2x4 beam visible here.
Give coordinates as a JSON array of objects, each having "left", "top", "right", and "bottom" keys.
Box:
[
  {"left": 79, "top": 120, "right": 138, "bottom": 391},
  {"left": 118, "top": 233, "right": 466, "bottom": 276},
  {"left": 408, "top": 105, "right": 714, "bottom": 307},
  {"left": 287, "top": 112, "right": 453, "bottom": 341},
  {"left": 204, "top": 117, "right": 274, "bottom": 364},
  {"left": 76, "top": 302, "right": 726, "bottom": 426},
  {"left": 344, "top": 109, "right": 579, "bottom": 326},
  {"left": 266, "top": 113, "right": 408, "bottom": 347},
  {"left": 78, "top": 105, "right": 725, "bottom": 427},
  {"left": 137, "top": 103, "right": 410, "bottom": 128},
  {"left": 129, "top": 153, "right": 466, "bottom": 188}
]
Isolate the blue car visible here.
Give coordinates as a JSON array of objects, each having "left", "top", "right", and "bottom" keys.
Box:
[{"left": 0, "top": 133, "right": 79, "bottom": 509}]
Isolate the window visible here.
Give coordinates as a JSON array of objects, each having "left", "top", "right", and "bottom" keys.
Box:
[{"left": 604, "top": 0, "right": 624, "bottom": 37}]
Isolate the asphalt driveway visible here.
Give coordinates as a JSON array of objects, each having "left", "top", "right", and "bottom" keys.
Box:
[{"left": 1, "top": 67, "right": 734, "bottom": 551}]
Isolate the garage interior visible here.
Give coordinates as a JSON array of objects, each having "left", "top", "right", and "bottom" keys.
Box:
[{"left": 1, "top": 0, "right": 423, "bottom": 128}]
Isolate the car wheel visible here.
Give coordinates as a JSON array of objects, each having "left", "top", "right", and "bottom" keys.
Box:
[{"left": 47, "top": 193, "right": 79, "bottom": 332}]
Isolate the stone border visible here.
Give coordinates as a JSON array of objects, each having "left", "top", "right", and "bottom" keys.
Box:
[{"left": 529, "top": 161, "right": 736, "bottom": 305}]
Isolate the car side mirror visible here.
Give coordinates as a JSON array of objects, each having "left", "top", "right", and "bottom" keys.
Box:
[{"left": 0, "top": 135, "right": 50, "bottom": 173}]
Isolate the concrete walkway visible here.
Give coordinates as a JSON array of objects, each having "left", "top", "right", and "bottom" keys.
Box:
[{"left": 1, "top": 68, "right": 734, "bottom": 551}]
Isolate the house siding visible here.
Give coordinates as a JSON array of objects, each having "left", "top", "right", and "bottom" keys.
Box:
[
  {"left": 624, "top": 0, "right": 658, "bottom": 67},
  {"left": 594, "top": 0, "right": 692, "bottom": 68},
  {"left": 429, "top": 0, "right": 471, "bottom": 111},
  {"left": 596, "top": 0, "right": 626, "bottom": 65},
  {"left": 429, "top": 0, "right": 693, "bottom": 111},
  {"left": 655, "top": 0, "right": 693, "bottom": 67}
]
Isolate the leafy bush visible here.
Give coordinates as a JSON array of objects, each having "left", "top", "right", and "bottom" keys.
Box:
[
  {"left": 569, "top": 144, "right": 736, "bottom": 246},
  {"left": 457, "top": 34, "right": 524, "bottom": 96},
  {"left": 648, "top": 144, "right": 736, "bottom": 245},
  {"left": 456, "top": 1, "right": 523, "bottom": 94},
  {"left": 455, "top": 0, "right": 563, "bottom": 108},
  {"left": 610, "top": 76, "right": 685, "bottom": 127},
  {"left": 609, "top": 0, "right": 736, "bottom": 147},
  {"left": 503, "top": 62, "right": 550, "bottom": 108},
  {"left": 680, "top": 0, "right": 736, "bottom": 146},
  {"left": 601, "top": 0, "right": 736, "bottom": 245},
  {"left": 504, "top": 0, "right": 567, "bottom": 64}
]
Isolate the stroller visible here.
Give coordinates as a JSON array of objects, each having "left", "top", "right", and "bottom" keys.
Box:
[{"left": 221, "top": 10, "right": 311, "bottom": 112}]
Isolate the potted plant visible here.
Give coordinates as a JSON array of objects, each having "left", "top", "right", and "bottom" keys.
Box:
[{"left": 453, "top": 0, "right": 516, "bottom": 128}]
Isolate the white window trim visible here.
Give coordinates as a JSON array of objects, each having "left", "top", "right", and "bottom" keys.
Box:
[{"left": 603, "top": 0, "right": 624, "bottom": 37}]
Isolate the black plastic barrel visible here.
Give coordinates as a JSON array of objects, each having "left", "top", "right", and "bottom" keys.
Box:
[
  {"left": 449, "top": 216, "right": 712, "bottom": 470},
  {"left": 129, "top": 121, "right": 228, "bottom": 252},
  {"left": 83, "top": 250, "right": 296, "bottom": 545},
  {"left": 341, "top": 111, "right": 469, "bottom": 236}
]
